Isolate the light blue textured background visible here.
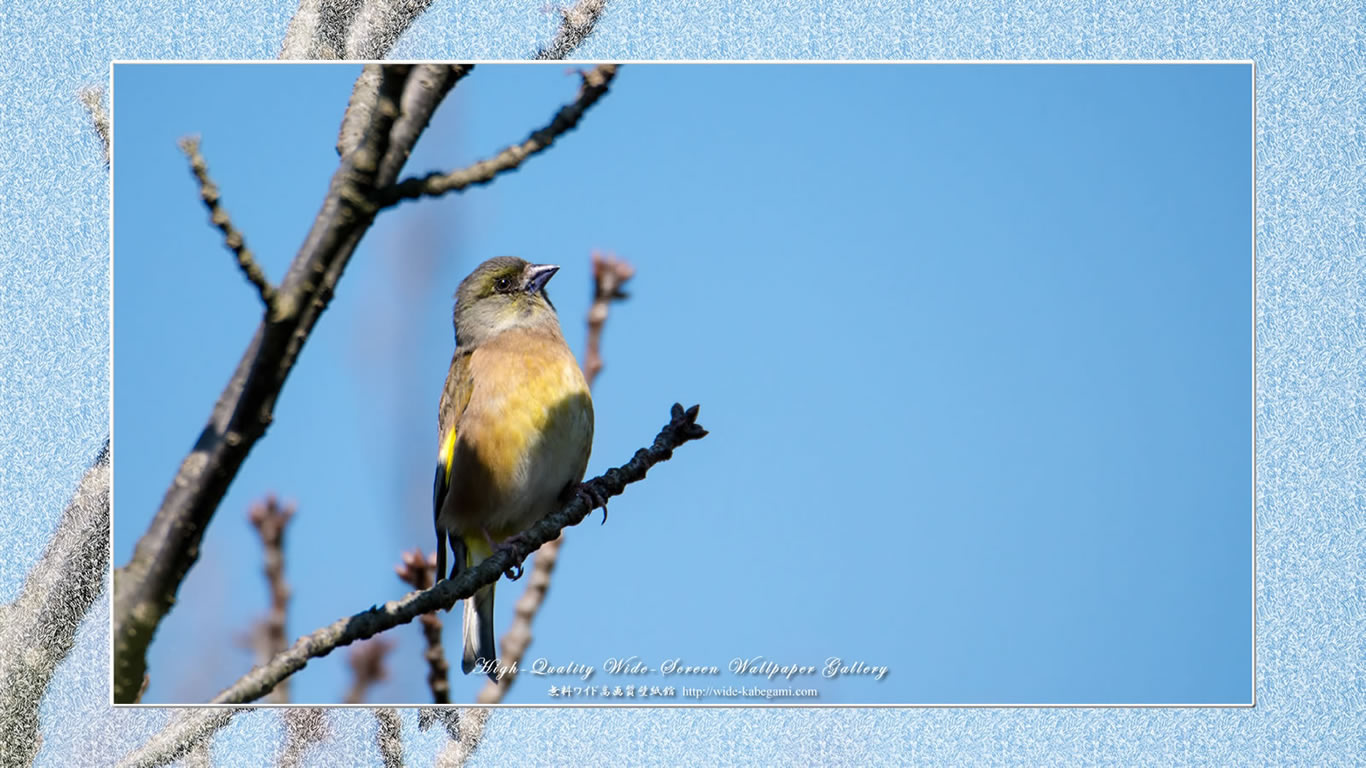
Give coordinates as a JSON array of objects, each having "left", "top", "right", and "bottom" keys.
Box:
[{"left": 0, "top": 0, "right": 1362, "bottom": 766}]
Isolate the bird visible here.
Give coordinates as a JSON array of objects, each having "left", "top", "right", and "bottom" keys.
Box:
[{"left": 433, "top": 256, "right": 594, "bottom": 679}]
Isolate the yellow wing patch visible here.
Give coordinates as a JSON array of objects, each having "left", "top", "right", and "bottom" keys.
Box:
[{"left": 440, "top": 426, "right": 459, "bottom": 484}]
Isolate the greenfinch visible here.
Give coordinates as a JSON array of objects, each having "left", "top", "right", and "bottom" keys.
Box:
[{"left": 433, "top": 256, "right": 594, "bottom": 678}]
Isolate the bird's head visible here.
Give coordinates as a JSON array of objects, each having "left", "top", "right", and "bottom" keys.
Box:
[{"left": 453, "top": 256, "right": 562, "bottom": 346}]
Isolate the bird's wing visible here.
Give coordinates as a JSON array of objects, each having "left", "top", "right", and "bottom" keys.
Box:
[{"left": 434, "top": 347, "right": 475, "bottom": 579}]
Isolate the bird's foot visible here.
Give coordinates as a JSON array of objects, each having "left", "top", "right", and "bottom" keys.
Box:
[
  {"left": 494, "top": 533, "right": 531, "bottom": 580},
  {"left": 575, "top": 481, "right": 610, "bottom": 524}
]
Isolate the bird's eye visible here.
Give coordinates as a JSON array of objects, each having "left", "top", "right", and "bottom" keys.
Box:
[{"left": 494, "top": 276, "right": 514, "bottom": 293}]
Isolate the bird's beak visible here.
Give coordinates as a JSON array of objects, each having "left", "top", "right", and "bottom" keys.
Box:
[{"left": 524, "top": 263, "right": 560, "bottom": 294}]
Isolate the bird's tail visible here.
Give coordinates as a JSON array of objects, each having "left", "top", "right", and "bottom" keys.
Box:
[{"left": 462, "top": 538, "right": 498, "bottom": 680}]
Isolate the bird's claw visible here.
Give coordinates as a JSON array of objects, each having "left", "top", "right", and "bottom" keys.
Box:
[
  {"left": 496, "top": 535, "right": 530, "bottom": 580},
  {"left": 575, "top": 482, "right": 610, "bottom": 524}
]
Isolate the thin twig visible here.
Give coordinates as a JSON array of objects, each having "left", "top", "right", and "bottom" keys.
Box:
[
  {"left": 378, "top": 64, "right": 619, "bottom": 207},
  {"left": 396, "top": 548, "right": 450, "bottom": 703},
  {"left": 584, "top": 250, "right": 634, "bottom": 386},
  {"left": 477, "top": 251, "right": 633, "bottom": 705},
  {"left": 205, "top": 404, "right": 704, "bottom": 705},
  {"left": 178, "top": 136, "right": 277, "bottom": 310},
  {"left": 535, "top": 0, "right": 610, "bottom": 60},
  {"left": 247, "top": 496, "right": 296, "bottom": 703},
  {"left": 0, "top": 440, "right": 110, "bottom": 768},
  {"left": 78, "top": 86, "right": 110, "bottom": 165},
  {"left": 344, "top": 637, "right": 393, "bottom": 704}
]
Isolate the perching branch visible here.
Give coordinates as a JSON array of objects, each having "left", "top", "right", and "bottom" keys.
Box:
[
  {"left": 209, "top": 404, "right": 704, "bottom": 705},
  {"left": 477, "top": 250, "right": 634, "bottom": 705},
  {"left": 396, "top": 548, "right": 450, "bottom": 703},
  {"left": 0, "top": 440, "right": 110, "bottom": 768},
  {"left": 179, "top": 137, "right": 276, "bottom": 309},
  {"left": 377, "top": 64, "right": 618, "bottom": 206},
  {"left": 535, "top": 0, "right": 610, "bottom": 60}
]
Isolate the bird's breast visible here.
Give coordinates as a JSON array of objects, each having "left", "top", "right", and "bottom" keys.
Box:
[{"left": 448, "top": 335, "right": 593, "bottom": 536}]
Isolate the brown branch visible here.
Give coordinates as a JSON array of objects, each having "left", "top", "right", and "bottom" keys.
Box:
[
  {"left": 396, "top": 548, "right": 450, "bottom": 703},
  {"left": 78, "top": 86, "right": 110, "bottom": 165},
  {"left": 111, "top": 65, "right": 424, "bottom": 703},
  {"left": 584, "top": 250, "right": 634, "bottom": 386},
  {"left": 477, "top": 250, "right": 633, "bottom": 704},
  {"left": 535, "top": 0, "right": 610, "bottom": 60},
  {"left": 344, "top": 637, "right": 393, "bottom": 703},
  {"left": 378, "top": 64, "right": 618, "bottom": 207},
  {"left": 0, "top": 440, "right": 110, "bottom": 768},
  {"left": 179, "top": 136, "right": 276, "bottom": 309},
  {"left": 204, "top": 404, "right": 704, "bottom": 705},
  {"left": 373, "top": 709, "right": 404, "bottom": 768},
  {"left": 248, "top": 496, "right": 296, "bottom": 704}
]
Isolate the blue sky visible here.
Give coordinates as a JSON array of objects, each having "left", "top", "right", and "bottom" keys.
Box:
[{"left": 112, "top": 63, "right": 1252, "bottom": 706}]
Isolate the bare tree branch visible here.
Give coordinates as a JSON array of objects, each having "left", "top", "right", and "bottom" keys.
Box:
[
  {"left": 247, "top": 496, "right": 296, "bottom": 703},
  {"left": 345, "top": 0, "right": 437, "bottom": 59},
  {"left": 114, "top": 709, "right": 243, "bottom": 768},
  {"left": 78, "top": 86, "right": 110, "bottom": 165},
  {"left": 535, "top": 0, "right": 610, "bottom": 60},
  {"left": 378, "top": 65, "right": 475, "bottom": 183},
  {"left": 396, "top": 549, "right": 450, "bottom": 703},
  {"left": 179, "top": 137, "right": 276, "bottom": 310},
  {"left": 279, "top": 0, "right": 363, "bottom": 59},
  {"left": 379, "top": 64, "right": 618, "bottom": 206},
  {"left": 114, "top": 404, "right": 703, "bottom": 765},
  {"left": 337, "top": 65, "right": 383, "bottom": 157},
  {"left": 111, "top": 65, "right": 419, "bottom": 703},
  {"left": 373, "top": 709, "right": 404, "bottom": 768},
  {"left": 208, "top": 404, "right": 704, "bottom": 705},
  {"left": 0, "top": 440, "right": 110, "bottom": 768},
  {"left": 476, "top": 251, "right": 633, "bottom": 705}
]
